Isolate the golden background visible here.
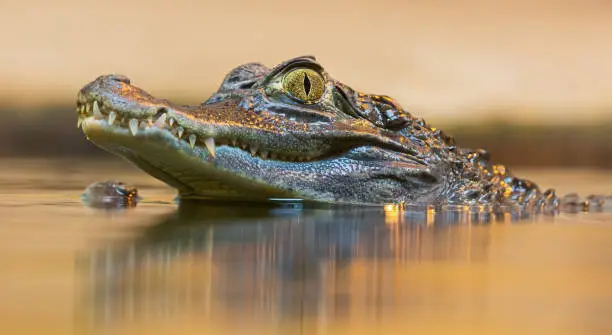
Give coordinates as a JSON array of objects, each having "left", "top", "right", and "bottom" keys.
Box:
[{"left": 2, "top": 0, "right": 611, "bottom": 124}]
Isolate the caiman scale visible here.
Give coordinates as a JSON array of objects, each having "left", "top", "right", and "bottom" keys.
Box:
[{"left": 76, "top": 56, "right": 561, "bottom": 208}]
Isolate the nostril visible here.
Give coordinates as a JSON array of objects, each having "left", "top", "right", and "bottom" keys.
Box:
[{"left": 108, "top": 74, "right": 131, "bottom": 84}]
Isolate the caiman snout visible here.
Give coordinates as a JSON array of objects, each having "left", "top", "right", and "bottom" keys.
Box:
[{"left": 74, "top": 56, "right": 455, "bottom": 204}]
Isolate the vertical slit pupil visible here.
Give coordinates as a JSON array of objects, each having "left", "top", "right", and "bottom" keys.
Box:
[{"left": 303, "top": 73, "right": 311, "bottom": 96}]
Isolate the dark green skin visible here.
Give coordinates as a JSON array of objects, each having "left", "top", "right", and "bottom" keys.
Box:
[{"left": 76, "top": 56, "right": 557, "bottom": 208}]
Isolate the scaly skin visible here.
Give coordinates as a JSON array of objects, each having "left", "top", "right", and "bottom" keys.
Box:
[{"left": 76, "top": 56, "right": 559, "bottom": 208}]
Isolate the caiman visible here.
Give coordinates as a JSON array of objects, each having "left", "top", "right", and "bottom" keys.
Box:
[{"left": 76, "top": 56, "right": 598, "bottom": 210}]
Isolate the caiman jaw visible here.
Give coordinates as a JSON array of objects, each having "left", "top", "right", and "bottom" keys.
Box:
[
  {"left": 76, "top": 82, "right": 302, "bottom": 200},
  {"left": 76, "top": 67, "right": 441, "bottom": 205}
]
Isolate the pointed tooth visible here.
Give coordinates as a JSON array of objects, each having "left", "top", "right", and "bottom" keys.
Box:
[
  {"left": 77, "top": 118, "right": 83, "bottom": 129},
  {"left": 155, "top": 113, "right": 167, "bottom": 128},
  {"left": 168, "top": 118, "right": 175, "bottom": 126},
  {"left": 177, "top": 126, "right": 184, "bottom": 138},
  {"left": 204, "top": 137, "right": 216, "bottom": 158},
  {"left": 189, "top": 134, "right": 197, "bottom": 150},
  {"left": 259, "top": 151, "right": 269, "bottom": 159},
  {"left": 147, "top": 116, "right": 153, "bottom": 126},
  {"left": 108, "top": 112, "right": 117, "bottom": 125},
  {"left": 241, "top": 143, "right": 248, "bottom": 150},
  {"left": 85, "top": 103, "right": 91, "bottom": 115},
  {"left": 230, "top": 139, "right": 237, "bottom": 146},
  {"left": 140, "top": 120, "right": 148, "bottom": 129},
  {"left": 92, "top": 101, "right": 103, "bottom": 118},
  {"left": 129, "top": 119, "right": 139, "bottom": 135},
  {"left": 250, "top": 147, "right": 258, "bottom": 156}
]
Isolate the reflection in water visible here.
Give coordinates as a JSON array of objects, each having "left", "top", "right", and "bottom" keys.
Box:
[{"left": 79, "top": 201, "right": 537, "bottom": 329}]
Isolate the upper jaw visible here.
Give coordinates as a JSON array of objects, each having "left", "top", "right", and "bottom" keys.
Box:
[{"left": 76, "top": 74, "right": 430, "bottom": 165}]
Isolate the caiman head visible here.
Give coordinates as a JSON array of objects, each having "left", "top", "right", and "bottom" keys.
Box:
[{"left": 77, "top": 56, "right": 465, "bottom": 205}]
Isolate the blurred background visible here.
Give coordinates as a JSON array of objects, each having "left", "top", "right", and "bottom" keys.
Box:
[{"left": 1, "top": 0, "right": 611, "bottom": 167}]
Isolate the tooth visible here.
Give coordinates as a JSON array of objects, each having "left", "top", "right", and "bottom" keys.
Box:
[
  {"left": 108, "top": 111, "right": 117, "bottom": 125},
  {"left": 140, "top": 120, "right": 148, "bottom": 129},
  {"left": 230, "top": 139, "right": 237, "bottom": 146},
  {"left": 189, "top": 134, "right": 197, "bottom": 150},
  {"left": 177, "top": 126, "right": 184, "bottom": 138},
  {"left": 93, "top": 101, "right": 102, "bottom": 118},
  {"left": 168, "top": 118, "right": 175, "bottom": 127},
  {"left": 147, "top": 116, "right": 153, "bottom": 126},
  {"left": 79, "top": 105, "right": 84, "bottom": 114},
  {"left": 155, "top": 113, "right": 167, "bottom": 127},
  {"left": 204, "top": 137, "right": 216, "bottom": 158},
  {"left": 77, "top": 118, "right": 83, "bottom": 128},
  {"left": 250, "top": 147, "right": 258, "bottom": 156},
  {"left": 85, "top": 103, "right": 91, "bottom": 115},
  {"left": 241, "top": 143, "right": 248, "bottom": 150},
  {"left": 260, "top": 151, "right": 269, "bottom": 159},
  {"left": 129, "top": 119, "right": 139, "bottom": 135}
]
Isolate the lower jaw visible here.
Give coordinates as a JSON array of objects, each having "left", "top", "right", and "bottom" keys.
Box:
[
  {"left": 81, "top": 119, "right": 301, "bottom": 202},
  {"left": 81, "top": 119, "right": 436, "bottom": 206}
]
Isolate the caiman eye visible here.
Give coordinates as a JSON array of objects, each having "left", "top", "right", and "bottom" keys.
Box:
[{"left": 282, "top": 68, "right": 325, "bottom": 103}]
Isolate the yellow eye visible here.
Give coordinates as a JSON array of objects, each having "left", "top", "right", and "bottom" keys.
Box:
[{"left": 282, "top": 68, "right": 325, "bottom": 103}]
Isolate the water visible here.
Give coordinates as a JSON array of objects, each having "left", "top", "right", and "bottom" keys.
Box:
[{"left": 1, "top": 159, "right": 612, "bottom": 334}]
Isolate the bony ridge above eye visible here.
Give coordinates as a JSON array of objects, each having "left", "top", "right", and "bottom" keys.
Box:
[{"left": 282, "top": 68, "right": 325, "bottom": 103}]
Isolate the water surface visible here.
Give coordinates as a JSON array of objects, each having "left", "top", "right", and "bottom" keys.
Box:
[{"left": 1, "top": 159, "right": 612, "bottom": 334}]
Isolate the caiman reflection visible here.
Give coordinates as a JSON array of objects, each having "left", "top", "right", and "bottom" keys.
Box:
[{"left": 79, "top": 201, "right": 532, "bottom": 327}]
